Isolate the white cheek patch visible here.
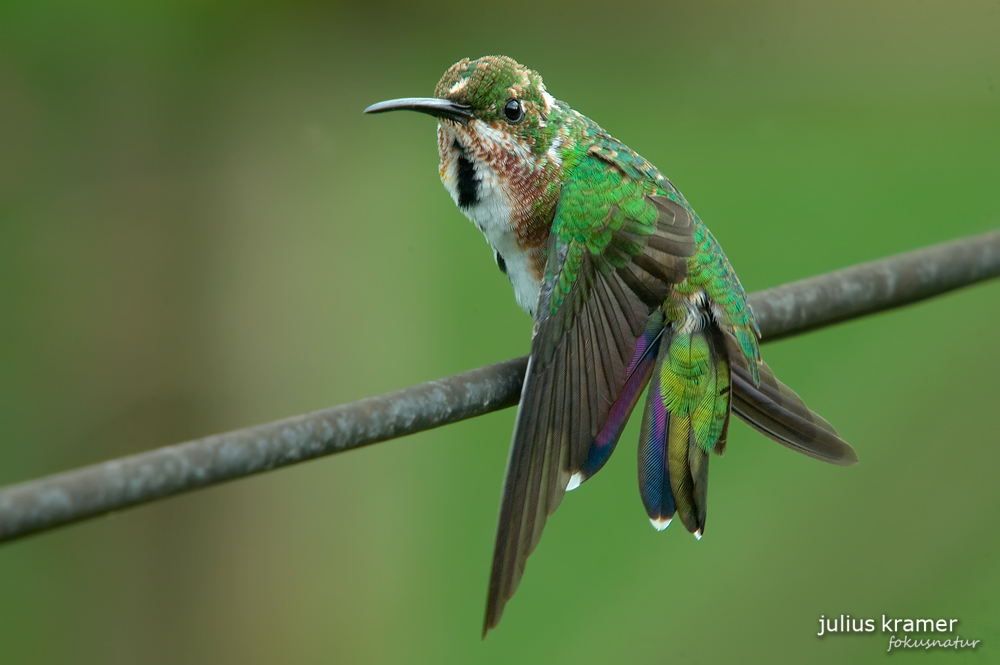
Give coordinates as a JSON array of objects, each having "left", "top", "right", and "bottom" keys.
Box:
[
  {"left": 436, "top": 125, "right": 458, "bottom": 190},
  {"left": 541, "top": 91, "right": 555, "bottom": 114},
  {"left": 546, "top": 132, "right": 564, "bottom": 167}
]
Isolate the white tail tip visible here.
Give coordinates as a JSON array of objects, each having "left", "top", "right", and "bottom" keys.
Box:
[
  {"left": 566, "top": 472, "right": 584, "bottom": 492},
  {"left": 650, "top": 517, "right": 672, "bottom": 531},
  {"left": 693, "top": 529, "right": 703, "bottom": 541}
]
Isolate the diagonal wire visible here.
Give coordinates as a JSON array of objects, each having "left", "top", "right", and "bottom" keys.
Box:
[{"left": 0, "top": 230, "right": 998, "bottom": 545}]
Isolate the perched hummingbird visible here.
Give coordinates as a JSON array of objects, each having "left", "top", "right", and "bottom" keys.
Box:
[{"left": 366, "top": 56, "right": 857, "bottom": 635}]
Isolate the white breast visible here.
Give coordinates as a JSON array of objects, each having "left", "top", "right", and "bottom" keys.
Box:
[{"left": 438, "top": 129, "right": 542, "bottom": 317}]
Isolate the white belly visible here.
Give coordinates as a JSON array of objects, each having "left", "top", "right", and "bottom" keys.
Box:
[
  {"left": 439, "top": 140, "right": 542, "bottom": 317},
  {"left": 462, "top": 182, "right": 541, "bottom": 316}
]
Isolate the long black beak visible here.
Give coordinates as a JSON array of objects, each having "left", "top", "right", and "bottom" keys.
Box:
[{"left": 364, "top": 97, "right": 474, "bottom": 124}]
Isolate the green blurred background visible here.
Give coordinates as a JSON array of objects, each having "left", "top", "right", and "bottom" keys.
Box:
[{"left": 1, "top": 1, "right": 998, "bottom": 663}]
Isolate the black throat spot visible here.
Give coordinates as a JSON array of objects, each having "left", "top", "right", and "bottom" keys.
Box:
[{"left": 453, "top": 140, "right": 479, "bottom": 209}]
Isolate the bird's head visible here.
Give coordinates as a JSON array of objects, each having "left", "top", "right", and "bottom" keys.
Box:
[{"left": 366, "top": 56, "right": 571, "bottom": 212}]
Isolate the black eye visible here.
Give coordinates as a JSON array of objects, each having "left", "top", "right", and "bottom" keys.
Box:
[{"left": 503, "top": 98, "right": 524, "bottom": 123}]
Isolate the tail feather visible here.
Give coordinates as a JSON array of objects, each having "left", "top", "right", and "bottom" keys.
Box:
[
  {"left": 687, "top": 434, "right": 708, "bottom": 538},
  {"left": 667, "top": 417, "right": 700, "bottom": 534},
  {"left": 637, "top": 348, "right": 674, "bottom": 529},
  {"left": 638, "top": 320, "right": 731, "bottom": 537},
  {"left": 725, "top": 334, "right": 858, "bottom": 466}
]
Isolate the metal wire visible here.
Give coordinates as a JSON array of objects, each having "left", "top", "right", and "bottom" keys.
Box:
[{"left": 0, "top": 230, "right": 997, "bottom": 544}]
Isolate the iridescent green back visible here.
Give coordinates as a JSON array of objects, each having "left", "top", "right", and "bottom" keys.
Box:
[{"left": 551, "top": 113, "right": 761, "bottom": 380}]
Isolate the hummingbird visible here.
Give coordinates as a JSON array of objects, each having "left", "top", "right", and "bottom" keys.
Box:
[{"left": 365, "top": 56, "right": 857, "bottom": 636}]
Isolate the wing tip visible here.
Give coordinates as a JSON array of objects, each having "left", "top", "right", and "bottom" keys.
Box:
[
  {"left": 829, "top": 444, "right": 860, "bottom": 466},
  {"left": 482, "top": 596, "right": 502, "bottom": 639}
]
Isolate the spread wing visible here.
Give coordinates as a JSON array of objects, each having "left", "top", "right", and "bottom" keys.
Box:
[
  {"left": 482, "top": 150, "right": 695, "bottom": 634},
  {"left": 726, "top": 335, "right": 858, "bottom": 465}
]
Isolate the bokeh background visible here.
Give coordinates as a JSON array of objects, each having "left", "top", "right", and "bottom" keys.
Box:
[{"left": 1, "top": 1, "right": 998, "bottom": 663}]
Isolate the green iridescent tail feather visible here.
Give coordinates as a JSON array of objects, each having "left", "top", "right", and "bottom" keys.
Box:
[{"left": 637, "top": 318, "right": 732, "bottom": 536}]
